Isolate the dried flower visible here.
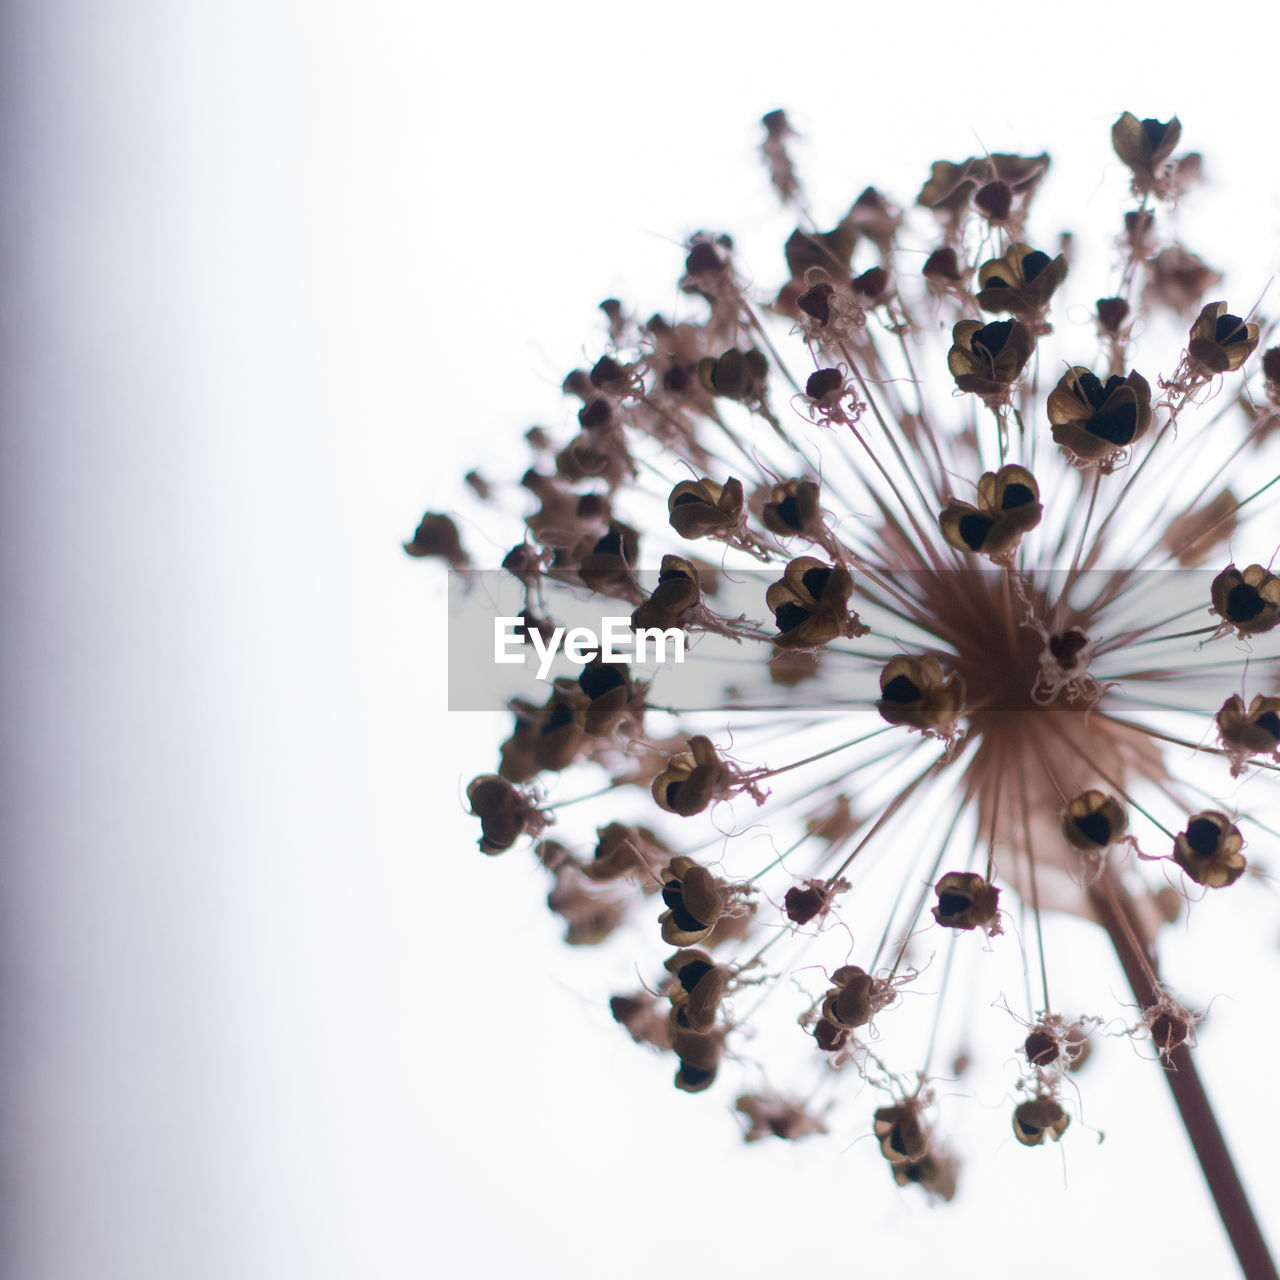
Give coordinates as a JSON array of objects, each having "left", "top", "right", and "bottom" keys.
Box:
[{"left": 415, "top": 111, "right": 1280, "bottom": 1271}]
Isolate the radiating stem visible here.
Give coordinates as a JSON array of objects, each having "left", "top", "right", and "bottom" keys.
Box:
[{"left": 1088, "top": 868, "right": 1278, "bottom": 1280}]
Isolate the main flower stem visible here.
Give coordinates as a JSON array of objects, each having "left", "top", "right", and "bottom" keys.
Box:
[{"left": 1088, "top": 869, "right": 1278, "bottom": 1280}]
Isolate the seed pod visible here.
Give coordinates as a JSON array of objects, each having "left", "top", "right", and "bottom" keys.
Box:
[
  {"left": 652, "top": 736, "right": 730, "bottom": 817},
  {"left": 874, "top": 1101, "right": 929, "bottom": 1164},
  {"left": 579, "top": 520, "right": 641, "bottom": 596},
  {"left": 1172, "top": 811, "right": 1246, "bottom": 888},
  {"left": 805, "top": 367, "right": 845, "bottom": 407},
  {"left": 938, "top": 464, "right": 1042, "bottom": 558},
  {"left": 1111, "top": 112, "right": 1181, "bottom": 193},
  {"left": 698, "top": 347, "right": 770, "bottom": 401},
  {"left": 466, "top": 775, "right": 545, "bottom": 855},
  {"left": 1062, "top": 790, "right": 1126, "bottom": 852},
  {"left": 578, "top": 658, "right": 641, "bottom": 737},
  {"left": 403, "top": 511, "right": 469, "bottom": 567},
  {"left": 583, "top": 822, "right": 670, "bottom": 885},
  {"left": 932, "top": 871, "right": 1000, "bottom": 932},
  {"left": 784, "top": 220, "right": 858, "bottom": 279},
  {"left": 1216, "top": 693, "right": 1280, "bottom": 771},
  {"left": 1047, "top": 368, "right": 1152, "bottom": 463},
  {"left": 1188, "top": 301, "right": 1260, "bottom": 375},
  {"left": 671, "top": 1026, "right": 723, "bottom": 1093},
  {"left": 976, "top": 243, "right": 1067, "bottom": 317},
  {"left": 876, "top": 655, "right": 965, "bottom": 734},
  {"left": 664, "top": 948, "right": 729, "bottom": 1034},
  {"left": 735, "top": 1093, "right": 828, "bottom": 1142},
  {"left": 631, "top": 555, "right": 701, "bottom": 631},
  {"left": 762, "top": 479, "right": 823, "bottom": 538},
  {"left": 820, "top": 965, "right": 877, "bottom": 1030},
  {"left": 1210, "top": 563, "right": 1280, "bottom": 636},
  {"left": 1013, "top": 1097, "right": 1070, "bottom": 1146},
  {"left": 668, "top": 476, "right": 746, "bottom": 540},
  {"left": 765, "top": 557, "right": 862, "bottom": 648},
  {"left": 948, "top": 318, "right": 1035, "bottom": 399},
  {"left": 658, "top": 857, "right": 729, "bottom": 946}
]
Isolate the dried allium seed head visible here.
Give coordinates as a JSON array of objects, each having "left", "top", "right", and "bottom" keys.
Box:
[
  {"left": 1111, "top": 112, "right": 1182, "bottom": 196},
  {"left": 1062, "top": 790, "right": 1127, "bottom": 853},
  {"left": 931, "top": 871, "right": 1001, "bottom": 934},
  {"left": 1012, "top": 1096, "right": 1070, "bottom": 1146},
  {"left": 947, "top": 318, "right": 1035, "bottom": 401},
  {"left": 430, "top": 113, "right": 1280, "bottom": 1233},
  {"left": 735, "top": 1093, "right": 827, "bottom": 1142},
  {"left": 1047, "top": 368, "right": 1152, "bottom": 468},
  {"left": 1187, "top": 301, "right": 1260, "bottom": 376},
  {"left": 938, "top": 464, "right": 1042, "bottom": 559},
  {"left": 1172, "top": 811, "right": 1246, "bottom": 889},
  {"left": 1209, "top": 563, "right": 1280, "bottom": 637},
  {"left": 876, "top": 655, "right": 964, "bottom": 736},
  {"left": 1215, "top": 693, "right": 1280, "bottom": 775}
]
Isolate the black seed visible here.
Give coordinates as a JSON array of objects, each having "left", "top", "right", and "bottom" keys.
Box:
[
  {"left": 1025, "top": 1031, "right": 1059, "bottom": 1065},
  {"left": 1255, "top": 710, "right": 1280, "bottom": 739},
  {"left": 958, "top": 512, "right": 993, "bottom": 550},
  {"left": 774, "top": 601, "right": 811, "bottom": 633},
  {"left": 889, "top": 1125, "right": 909, "bottom": 1155},
  {"left": 684, "top": 242, "right": 722, "bottom": 275},
  {"left": 881, "top": 674, "right": 920, "bottom": 703},
  {"left": 543, "top": 702, "right": 575, "bottom": 734},
  {"left": 984, "top": 273, "right": 1011, "bottom": 289},
  {"left": 1020, "top": 1121, "right": 1043, "bottom": 1137},
  {"left": 1226, "top": 583, "right": 1265, "bottom": 622},
  {"left": 975, "top": 180, "right": 1012, "bottom": 220},
  {"left": 797, "top": 283, "right": 832, "bottom": 324},
  {"left": 678, "top": 959, "right": 715, "bottom": 991},
  {"left": 1074, "top": 811, "right": 1112, "bottom": 847},
  {"left": 658, "top": 565, "right": 692, "bottom": 583},
  {"left": 1075, "top": 370, "right": 1106, "bottom": 407},
  {"left": 593, "top": 530, "right": 624, "bottom": 558},
  {"left": 663, "top": 888, "right": 705, "bottom": 934},
  {"left": 1021, "top": 250, "right": 1051, "bottom": 282},
  {"left": 590, "top": 355, "right": 624, "bottom": 387},
  {"left": 902, "top": 1162, "right": 925, "bottom": 1183},
  {"left": 801, "top": 565, "right": 833, "bottom": 598},
  {"left": 923, "top": 247, "right": 961, "bottom": 281},
  {"left": 1088, "top": 402, "right": 1137, "bottom": 445},
  {"left": 1000, "top": 482, "right": 1035, "bottom": 509},
  {"left": 1141, "top": 117, "right": 1169, "bottom": 150},
  {"left": 1214, "top": 312, "right": 1245, "bottom": 344},
  {"left": 664, "top": 781, "right": 684, "bottom": 811},
  {"left": 937, "top": 892, "right": 970, "bottom": 918},
  {"left": 671, "top": 490, "right": 703, "bottom": 507},
  {"left": 662, "top": 883, "right": 683, "bottom": 909},
  {"left": 971, "top": 320, "right": 1013, "bottom": 358},
  {"left": 578, "top": 397, "right": 612, "bottom": 430},
  {"left": 675, "top": 1007, "right": 691, "bottom": 1028},
  {"left": 677, "top": 1064, "right": 714, "bottom": 1088},
  {"left": 1185, "top": 817, "right": 1221, "bottom": 857},
  {"left": 1097, "top": 297, "right": 1129, "bottom": 331},
  {"left": 1103, "top": 374, "right": 1127, "bottom": 397},
  {"left": 579, "top": 662, "right": 625, "bottom": 700},
  {"left": 1049, "top": 630, "right": 1087, "bottom": 666},
  {"left": 663, "top": 365, "right": 692, "bottom": 393},
  {"left": 806, "top": 367, "right": 843, "bottom": 400},
  {"left": 775, "top": 495, "right": 803, "bottom": 530}
]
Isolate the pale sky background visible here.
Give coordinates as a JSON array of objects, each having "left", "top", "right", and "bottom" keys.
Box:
[{"left": 2, "top": 3, "right": 1278, "bottom": 1278}]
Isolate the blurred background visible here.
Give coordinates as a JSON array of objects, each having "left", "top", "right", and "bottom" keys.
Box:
[{"left": 2, "top": 3, "right": 1277, "bottom": 1277}]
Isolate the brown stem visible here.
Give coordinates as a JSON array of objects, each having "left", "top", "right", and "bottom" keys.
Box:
[{"left": 1088, "top": 869, "right": 1278, "bottom": 1280}]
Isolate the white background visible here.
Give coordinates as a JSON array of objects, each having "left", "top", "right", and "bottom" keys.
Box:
[{"left": 2, "top": 3, "right": 1278, "bottom": 1278}]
